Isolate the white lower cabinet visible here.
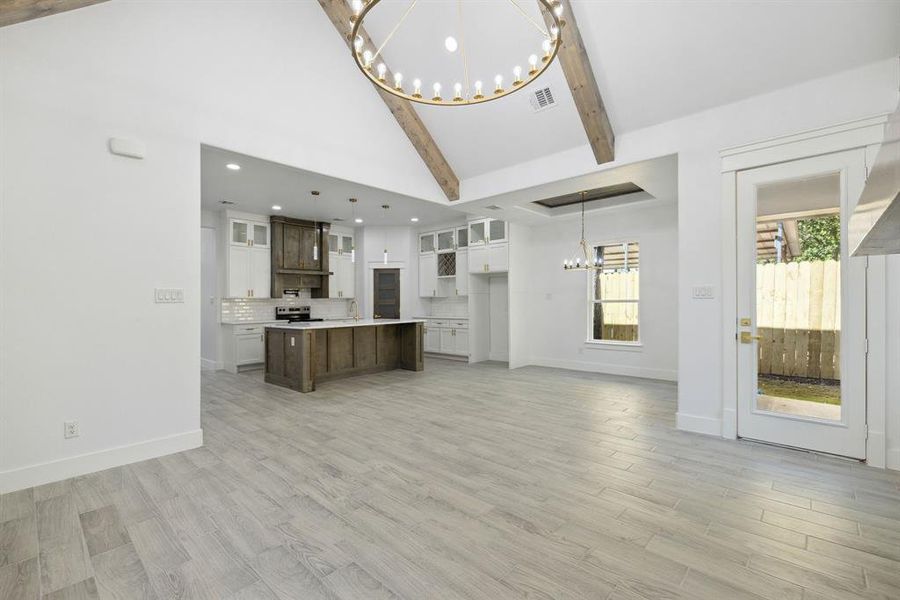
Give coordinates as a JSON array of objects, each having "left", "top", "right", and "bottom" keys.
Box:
[
  {"left": 423, "top": 319, "right": 469, "bottom": 358},
  {"left": 222, "top": 323, "right": 269, "bottom": 373},
  {"left": 424, "top": 324, "right": 441, "bottom": 353}
]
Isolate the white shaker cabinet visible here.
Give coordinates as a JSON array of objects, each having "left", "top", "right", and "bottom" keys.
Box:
[
  {"left": 419, "top": 253, "right": 437, "bottom": 297},
  {"left": 455, "top": 250, "right": 468, "bottom": 296},
  {"left": 225, "top": 213, "right": 271, "bottom": 298},
  {"left": 222, "top": 323, "right": 268, "bottom": 373}
]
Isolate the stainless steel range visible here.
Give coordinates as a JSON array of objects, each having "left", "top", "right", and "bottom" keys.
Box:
[{"left": 275, "top": 306, "right": 323, "bottom": 323}]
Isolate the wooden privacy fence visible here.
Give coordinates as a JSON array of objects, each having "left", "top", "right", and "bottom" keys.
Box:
[
  {"left": 594, "top": 270, "right": 639, "bottom": 341},
  {"left": 757, "top": 260, "right": 840, "bottom": 380}
]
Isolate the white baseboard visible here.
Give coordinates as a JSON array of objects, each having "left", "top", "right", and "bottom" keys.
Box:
[
  {"left": 0, "top": 429, "right": 203, "bottom": 494},
  {"left": 866, "top": 430, "right": 886, "bottom": 469},
  {"left": 676, "top": 412, "right": 722, "bottom": 437},
  {"left": 530, "top": 356, "right": 677, "bottom": 382},
  {"left": 200, "top": 358, "right": 222, "bottom": 370},
  {"left": 887, "top": 448, "right": 900, "bottom": 472},
  {"left": 721, "top": 407, "right": 737, "bottom": 439}
]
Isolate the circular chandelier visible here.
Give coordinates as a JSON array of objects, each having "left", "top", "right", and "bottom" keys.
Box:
[{"left": 349, "top": 0, "right": 566, "bottom": 106}]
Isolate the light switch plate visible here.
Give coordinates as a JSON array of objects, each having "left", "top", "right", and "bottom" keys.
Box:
[
  {"left": 692, "top": 285, "right": 715, "bottom": 299},
  {"left": 155, "top": 288, "right": 184, "bottom": 303}
]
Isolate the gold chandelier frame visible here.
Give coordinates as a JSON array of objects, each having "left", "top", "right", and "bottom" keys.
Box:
[{"left": 350, "top": 0, "right": 565, "bottom": 107}]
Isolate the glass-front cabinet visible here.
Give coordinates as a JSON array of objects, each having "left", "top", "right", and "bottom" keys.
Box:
[
  {"left": 469, "top": 220, "right": 487, "bottom": 245},
  {"left": 230, "top": 219, "right": 269, "bottom": 248},
  {"left": 420, "top": 232, "right": 436, "bottom": 254},
  {"left": 437, "top": 229, "right": 455, "bottom": 252},
  {"left": 468, "top": 218, "right": 506, "bottom": 246},
  {"left": 456, "top": 225, "right": 468, "bottom": 248},
  {"left": 341, "top": 235, "right": 354, "bottom": 255},
  {"left": 488, "top": 219, "right": 507, "bottom": 244}
]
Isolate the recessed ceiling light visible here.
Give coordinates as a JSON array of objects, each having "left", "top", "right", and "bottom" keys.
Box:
[
  {"left": 271, "top": 205, "right": 282, "bottom": 211},
  {"left": 410, "top": 217, "right": 419, "bottom": 222},
  {"left": 355, "top": 218, "right": 363, "bottom": 224},
  {"left": 226, "top": 163, "right": 241, "bottom": 171},
  {"left": 444, "top": 36, "right": 458, "bottom": 53}
]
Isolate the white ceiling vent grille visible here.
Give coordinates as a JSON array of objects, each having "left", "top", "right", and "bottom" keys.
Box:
[{"left": 529, "top": 87, "right": 557, "bottom": 113}]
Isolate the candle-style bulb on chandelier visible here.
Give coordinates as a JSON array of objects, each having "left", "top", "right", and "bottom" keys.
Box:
[{"left": 562, "top": 191, "right": 602, "bottom": 272}]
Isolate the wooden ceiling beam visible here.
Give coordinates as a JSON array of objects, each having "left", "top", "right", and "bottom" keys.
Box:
[
  {"left": 0, "top": 0, "right": 109, "bottom": 27},
  {"left": 540, "top": 0, "right": 615, "bottom": 164},
  {"left": 317, "top": 0, "right": 460, "bottom": 201}
]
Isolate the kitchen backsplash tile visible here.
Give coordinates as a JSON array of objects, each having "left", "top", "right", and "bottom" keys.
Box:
[
  {"left": 427, "top": 297, "right": 468, "bottom": 317},
  {"left": 221, "top": 296, "right": 351, "bottom": 323}
]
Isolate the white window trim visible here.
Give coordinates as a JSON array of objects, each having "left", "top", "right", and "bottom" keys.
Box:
[{"left": 585, "top": 239, "right": 641, "bottom": 348}]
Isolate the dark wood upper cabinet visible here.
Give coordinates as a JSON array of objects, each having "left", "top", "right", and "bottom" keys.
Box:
[
  {"left": 270, "top": 216, "right": 330, "bottom": 297},
  {"left": 281, "top": 223, "right": 318, "bottom": 270}
]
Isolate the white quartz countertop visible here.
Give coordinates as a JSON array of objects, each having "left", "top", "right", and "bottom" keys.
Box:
[
  {"left": 221, "top": 320, "right": 280, "bottom": 326},
  {"left": 266, "top": 318, "right": 425, "bottom": 330},
  {"left": 414, "top": 316, "right": 469, "bottom": 320}
]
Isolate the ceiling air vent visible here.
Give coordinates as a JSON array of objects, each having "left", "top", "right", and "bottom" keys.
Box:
[
  {"left": 485, "top": 205, "right": 503, "bottom": 211},
  {"left": 219, "top": 200, "right": 236, "bottom": 205},
  {"left": 529, "top": 87, "right": 557, "bottom": 113}
]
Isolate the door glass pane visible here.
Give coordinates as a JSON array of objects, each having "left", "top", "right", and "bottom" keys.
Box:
[
  {"left": 341, "top": 236, "right": 353, "bottom": 254},
  {"left": 754, "top": 173, "right": 841, "bottom": 421},
  {"left": 252, "top": 224, "right": 268, "bottom": 246},
  {"left": 489, "top": 219, "right": 506, "bottom": 241},
  {"left": 457, "top": 227, "right": 468, "bottom": 248},
  {"left": 420, "top": 234, "right": 435, "bottom": 253},
  {"left": 328, "top": 234, "right": 339, "bottom": 252},
  {"left": 469, "top": 222, "right": 486, "bottom": 244},
  {"left": 232, "top": 221, "right": 247, "bottom": 244},
  {"left": 437, "top": 230, "right": 454, "bottom": 251}
]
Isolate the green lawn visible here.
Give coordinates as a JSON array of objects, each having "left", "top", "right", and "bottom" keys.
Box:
[{"left": 758, "top": 375, "right": 841, "bottom": 405}]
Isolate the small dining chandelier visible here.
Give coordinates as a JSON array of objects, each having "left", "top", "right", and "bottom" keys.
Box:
[
  {"left": 349, "top": 0, "right": 565, "bottom": 106},
  {"left": 563, "top": 192, "right": 601, "bottom": 272}
]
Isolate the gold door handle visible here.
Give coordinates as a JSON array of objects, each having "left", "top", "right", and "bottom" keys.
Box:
[{"left": 740, "top": 331, "right": 762, "bottom": 344}]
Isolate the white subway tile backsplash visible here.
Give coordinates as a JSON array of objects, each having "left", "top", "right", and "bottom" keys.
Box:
[
  {"left": 221, "top": 296, "right": 351, "bottom": 323},
  {"left": 427, "top": 297, "right": 468, "bottom": 318}
]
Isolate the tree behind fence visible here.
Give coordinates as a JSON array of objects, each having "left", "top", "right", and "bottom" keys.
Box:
[{"left": 757, "top": 260, "right": 840, "bottom": 380}]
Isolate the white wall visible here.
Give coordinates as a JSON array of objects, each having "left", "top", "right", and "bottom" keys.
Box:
[
  {"left": 0, "top": 1, "right": 445, "bottom": 492},
  {"left": 200, "top": 227, "right": 219, "bottom": 369},
  {"left": 358, "top": 226, "right": 426, "bottom": 321},
  {"left": 523, "top": 200, "right": 678, "bottom": 381},
  {"left": 886, "top": 255, "right": 900, "bottom": 469},
  {"left": 488, "top": 276, "right": 510, "bottom": 362},
  {"left": 459, "top": 58, "right": 900, "bottom": 441}
]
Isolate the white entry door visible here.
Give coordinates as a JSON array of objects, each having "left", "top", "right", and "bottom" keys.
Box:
[{"left": 736, "top": 149, "right": 867, "bottom": 458}]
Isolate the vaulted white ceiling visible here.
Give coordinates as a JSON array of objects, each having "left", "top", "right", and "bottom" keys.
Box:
[{"left": 355, "top": 0, "right": 900, "bottom": 181}]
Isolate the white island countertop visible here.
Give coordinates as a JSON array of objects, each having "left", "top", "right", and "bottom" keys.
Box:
[{"left": 266, "top": 318, "right": 425, "bottom": 330}]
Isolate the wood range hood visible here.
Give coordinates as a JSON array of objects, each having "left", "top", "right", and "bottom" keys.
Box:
[{"left": 850, "top": 100, "right": 900, "bottom": 256}]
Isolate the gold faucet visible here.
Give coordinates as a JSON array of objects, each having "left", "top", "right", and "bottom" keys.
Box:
[{"left": 349, "top": 299, "right": 360, "bottom": 321}]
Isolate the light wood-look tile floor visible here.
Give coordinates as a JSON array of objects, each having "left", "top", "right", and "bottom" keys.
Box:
[{"left": 2, "top": 359, "right": 900, "bottom": 599}]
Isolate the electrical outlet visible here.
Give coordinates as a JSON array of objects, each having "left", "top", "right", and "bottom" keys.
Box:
[
  {"left": 64, "top": 421, "right": 79, "bottom": 439},
  {"left": 154, "top": 288, "right": 184, "bottom": 303},
  {"left": 692, "top": 285, "right": 715, "bottom": 300}
]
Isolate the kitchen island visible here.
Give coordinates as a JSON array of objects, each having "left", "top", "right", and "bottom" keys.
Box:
[{"left": 264, "top": 319, "right": 424, "bottom": 392}]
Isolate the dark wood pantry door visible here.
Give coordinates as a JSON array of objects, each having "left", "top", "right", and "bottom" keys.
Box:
[{"left": 373, "top": 269, "right": 400, "bottom": 319}]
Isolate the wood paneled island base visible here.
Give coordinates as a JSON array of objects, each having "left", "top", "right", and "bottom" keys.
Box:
[{"left": 264, "top": 320, "right": 424, "bottom": 392}]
